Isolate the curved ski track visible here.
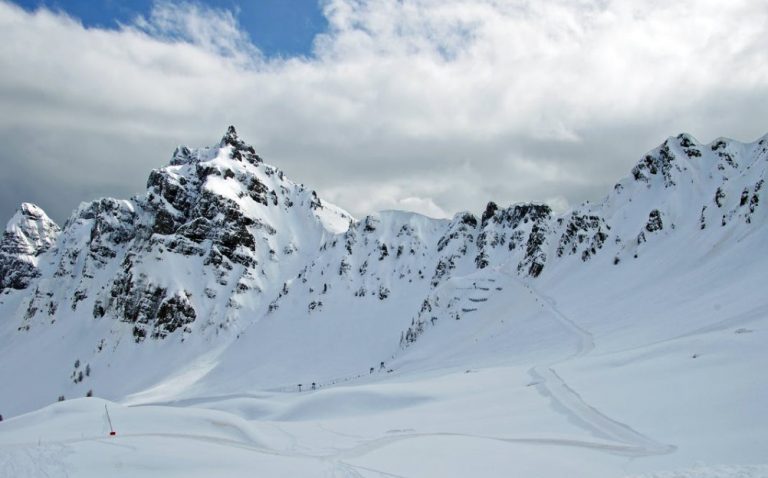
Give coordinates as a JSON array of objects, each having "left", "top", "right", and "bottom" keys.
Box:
[{"left": 512, "top": 274, "right": 676, "bottom": 457}]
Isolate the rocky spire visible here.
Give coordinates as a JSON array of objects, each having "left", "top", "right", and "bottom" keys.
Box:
[
  {"left": 220, "top": 126, "right": 262, "bottom": 164},
  {"left": 220, "top": 125, "right": 240, "bottom": 147}
]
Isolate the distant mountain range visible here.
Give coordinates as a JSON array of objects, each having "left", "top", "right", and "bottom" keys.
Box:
[{"left": 1, "top": 126, "right": 765, "bottom": 417}]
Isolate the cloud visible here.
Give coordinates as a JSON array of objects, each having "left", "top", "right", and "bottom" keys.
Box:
[
  {"left": 130, "top": 1, "right": 263, "bottom": 66},
  {"left": 0, "top": 0, "right": 767, "bottom": 225}
]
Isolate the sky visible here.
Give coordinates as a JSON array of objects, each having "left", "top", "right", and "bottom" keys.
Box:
[
  {"left": 9, "top": 0, "right": 327, "bottom": 57},
  {"left": 0, "top": 0, "right": 767, "bottom": 224}
]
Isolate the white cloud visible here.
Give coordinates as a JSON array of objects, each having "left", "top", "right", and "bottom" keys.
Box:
[
  {"left": 395, "top": 197, "right": 449, "bottom": 219},
  {"left": 130, "top": 0, "right": 263, "bottom": 67},
  {"left": 0, "top": 0, "right": 767, "bottom": 224},
  {"left": 544, "top": 196, "right": 570, "bottom": 215},
  {"left": 322, "top": 181, "right": 452, "bottom": 219}
]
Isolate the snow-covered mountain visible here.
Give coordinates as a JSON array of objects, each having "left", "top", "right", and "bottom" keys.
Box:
[{"left": 0, "top": 128, "right": 766, "bottom": 477}]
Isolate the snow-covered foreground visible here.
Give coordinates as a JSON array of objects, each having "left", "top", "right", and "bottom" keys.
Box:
[{"left": 1, "top": 258, "right": 766, "bottom": 477}]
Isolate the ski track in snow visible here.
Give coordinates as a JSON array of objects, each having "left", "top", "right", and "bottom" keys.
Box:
[
  {"left": 510, "top": 272, "right": 677, "bottom": 457},
  {"left": 623, "top": 464, "right": 768, "bottom": 478},
  {"left": 327, "top": 430, "right": 667, "bottom": 459}
]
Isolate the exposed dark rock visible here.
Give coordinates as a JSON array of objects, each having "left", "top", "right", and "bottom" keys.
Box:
[
  {"left": 339, "top": 258, "right": 351, "bottom": 276},
  {"left": 518, "top": 223, "right": 547, "bottom": 277},
  {"left": 153, "top": 209, "right": 177, "bottom": 235},
  {"left": 492, "top": 204, "right": 551, "bottom": 229},
  {"left": 718, "top": 151, "right": 738, "bottom": 169},
  {"left": 715, "top": 188, "right": 725, "bottom": 207},
  {"left": 685, "top": 148, "right": 702, "bottom": 158},
  {"left": 176, "top": 218, "right": 213, "bottom": 243},
  {"left": 363, "top": 216, "right": 378, "bottom": 233},
  {"left": 475, "top": 251, "right": 489, "bottom": 269},
  {"left": 481, "top": 202, "right": 499, "bottom": 226},
  {"left": 645, "top": 210, "right": 663, "bottom": 232},
  {"left": 711, "top": 140, "right": 726, "bottom": 151},
  {"left": 378, "top": 243, "right": 389, "bottom": 260},
  {"left": 461, "top": 213, "right": 478, "bottom": 228},
  {"left": 248, "top": 178, "right": 269, "bottom": 205},
  {"left": 71, "top": 290, "right": 88, "bottom": 310},
  {"left": 93, "top": 300, "right": 105, "bottom": 319},
  {"left": 310, "top": 191, "right": 322, "bottom": 210},
  {"left": 170, "top": 145, "right": 194, "bottom": 165},
  {"left": 556, "top": 213, "right": 607, "bottom": 259},
  {"left": 677, "top": 133, "right": 695, "bottom": 148},
  {"left": 153, "top": 293, "right": 196, "bottom": 338},
  {"left": 631, "top": 143, "right": 676, "bottom": 187},
  {"left": 220, "top": 126, "right": 262, "bottom": 165},
  {"left": 741, "top": 189, "right": 750, "bottom": 206},
  {"left": 147, "top": 169, "right": 195, "bottom": 214},
  {"left": 431, "top": 255, "right": 457, "bottom": 287},
  {"left": 437, "top": 214, "right": 478, "bottom": 253}
]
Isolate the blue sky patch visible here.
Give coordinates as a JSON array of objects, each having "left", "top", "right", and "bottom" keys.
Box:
[{"left": 10, "top": 0, "right": 327, "bottom": 58}]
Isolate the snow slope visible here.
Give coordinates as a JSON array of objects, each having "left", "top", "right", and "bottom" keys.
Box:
[{"left": 0, "top": 130, "right": 766, "bottom": 477}]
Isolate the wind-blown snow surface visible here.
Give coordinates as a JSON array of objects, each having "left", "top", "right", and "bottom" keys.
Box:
[{"left": 0, "top": 129, "right": 767, "bottom": 477}]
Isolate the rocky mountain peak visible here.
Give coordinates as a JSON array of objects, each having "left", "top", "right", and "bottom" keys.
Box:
[
  {"left": 0, "top": 203, "right": 60, "bottom": 290},
  {"left": 219, "top": 125, "right": 262, "bottom": 164},
  {"left": 169, "top": 126, "right": 263, "bottom": 167},
  {"left": 2, "top": 203, "right": 60, "bottom": 256},
  {"left": 220, "top": 125, "right": 239, "bottom": 146},
  {"left": 481, "top": 202, "right": 499, "bottom": 226}
]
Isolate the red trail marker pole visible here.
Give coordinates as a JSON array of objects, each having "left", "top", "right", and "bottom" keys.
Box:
[{"left": 105, "top": 404, "right": 116, "bottom": 436}]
